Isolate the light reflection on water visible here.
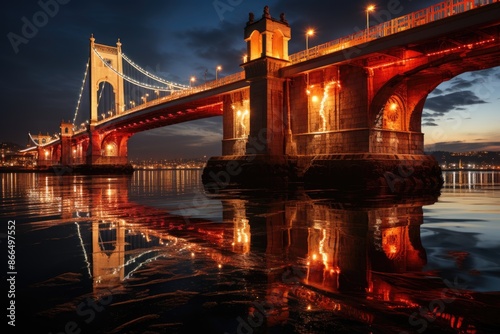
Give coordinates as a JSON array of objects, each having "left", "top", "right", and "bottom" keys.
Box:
[{"left": 1, "top": 170, "right": 499, "bottom": 333}]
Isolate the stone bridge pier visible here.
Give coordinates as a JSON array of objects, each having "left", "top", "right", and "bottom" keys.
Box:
[
  {"left": 202, "top": 6, "right": 445, "bottom": 194},
  {"left": 203, "top": 4, "right": 500, "bottom": 194}
]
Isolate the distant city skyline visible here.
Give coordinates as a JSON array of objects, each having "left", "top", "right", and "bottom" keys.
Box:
[{"left": 1, "top": 0, "right": 499, "bottom": 159}]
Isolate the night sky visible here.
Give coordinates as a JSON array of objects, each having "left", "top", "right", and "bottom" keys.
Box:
[{"left": 1, "top": 0, "right": 499, "bottom": 159}]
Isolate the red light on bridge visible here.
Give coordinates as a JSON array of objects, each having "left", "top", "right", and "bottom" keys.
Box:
[{"left": 426, "top": 38, "right": 496, "bottom": 57}]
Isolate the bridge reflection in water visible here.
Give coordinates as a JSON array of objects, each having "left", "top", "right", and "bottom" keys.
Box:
[{"left": 13, "top": 172, "right": 499, "bottom": 333}]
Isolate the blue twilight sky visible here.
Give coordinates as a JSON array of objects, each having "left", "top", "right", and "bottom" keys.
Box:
[{"left": 1, "top": 0, "right": 499, "bottom": 159}]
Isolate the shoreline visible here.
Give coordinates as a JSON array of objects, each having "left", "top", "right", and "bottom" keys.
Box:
[{"left": 1, "top": 166, "right": 498, "bottom": 173}]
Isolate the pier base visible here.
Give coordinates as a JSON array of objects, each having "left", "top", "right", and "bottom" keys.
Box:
[
  {"left": 202, "top": 155, "right": 297, "bottom": 191},
  {"left": 202, "top": 154, "right": 443, "bottom": 195},
  {"left": 303, "top": 153, "right": 443, "bottom": 195}
]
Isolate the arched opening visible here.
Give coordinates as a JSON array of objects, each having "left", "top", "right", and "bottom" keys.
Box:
[
  {"left": 248, "top": 30, "right": 262, "bottom": 61},
  {"left": 420, "top": 67, "right": 500, "bottom": 152},
  {"left": 272, "top": 29, "right": 285, "bottom": 59},
  {"left": 381, "top": 94, "right": 406, "bottom": 131},
  {"left": 97, "top": 81, "right": 117, "bottom": 120},
  {"left": 103, "top": 141, "right": 118, "bottom": 157}
]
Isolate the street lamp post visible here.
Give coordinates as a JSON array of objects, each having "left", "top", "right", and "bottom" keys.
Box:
[
  {"left": 190, "top": 76, "right": 196, "bottom": 88},
  {"left": 216, "top": 66, "right": 222, "bottom": 81},
  {"left": 305, "top": 29, "right": 314, "bottom": 59},
  {"left": 366, "top": 5, "right": 375, "bottom": 40}
]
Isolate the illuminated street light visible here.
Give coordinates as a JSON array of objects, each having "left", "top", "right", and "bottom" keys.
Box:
[
  {"left": 130, "top": 100, "right": 135, "bottom": 108},
  {"left": 216, "top": 65, "right": 222, "bottom": 81},
  {"left": 190, "top": 76, "right": 196, "bottom": 88},
  {"left": 366, "top": 5, "right": 375, "bottom": 40},
  {"left": 306, "top": 29, "right": 314, "bottom": 59},
  {"left": 141, "top": 93, "right": 149, "bottom": 104}
]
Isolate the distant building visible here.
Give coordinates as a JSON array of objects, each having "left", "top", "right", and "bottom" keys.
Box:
[{"left": 0, "top": 142, "right": 35, "bottom": 167}]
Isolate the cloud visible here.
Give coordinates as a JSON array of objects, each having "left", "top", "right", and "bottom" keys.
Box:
[
  {"left": 425, "top": 90, "right": 488, "bottom": 115},
  {"left": 422, "top": 121, "right": 438, "bottom": 127},
  {"left": 177, "top": 22, "right": 245, "bottom": 79},
  {"left": 444, "top": 77, "right": 487, "bottom": 92},
  {"left": 425, "top": 141, "right": 500, "bottom": 152},
  {"left": 469, "top": 68, "right": 499, "bottom": 78},
  {"left": 430, "top": 88, "right": 443, "bottom": 96},
  {"left": 144, "top": 118, "right": 223, "bottom": 147}
]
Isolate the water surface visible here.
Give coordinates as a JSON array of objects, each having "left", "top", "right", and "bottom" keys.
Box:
[{"left": 1, "top": 170, "right": 499, "bottom": 333}]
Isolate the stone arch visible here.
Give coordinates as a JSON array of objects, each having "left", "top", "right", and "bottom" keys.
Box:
[
  {"left": 383, "top": 93, "right": 406, "bottom": 131},
  {"left": 370, "top": 54, "right": 500, "bottom": 133},
  {"left": 101, "top": 132, "right": 130, "bottom": 160},
  {"left": 102, "top": 134, "right": 118, "bottom": 157}
]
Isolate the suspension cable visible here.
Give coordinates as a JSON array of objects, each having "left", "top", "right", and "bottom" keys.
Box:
[
  {"left": 97, "top": 81, "right": 105, "bottom": 108},
  {"left": 120, "top": 52, "right": 189, "bottom": 90},
  {"left": 72, "top": 58, "right": 90, "bottom": 125},
  {"left": 93, "top": 48, "right": 188, "bottom": 92},
  {"left": 28, "top": 132, "right": 40, "bottom": 146}
]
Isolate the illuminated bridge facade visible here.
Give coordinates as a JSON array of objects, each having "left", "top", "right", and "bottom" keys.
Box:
[{"left": 23, "top": 0, "right": 500, "bottom": 192}]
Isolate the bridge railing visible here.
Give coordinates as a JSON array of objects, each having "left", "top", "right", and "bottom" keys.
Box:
[
  {"left": 288, "top": 0, "right": 499, "bottom": 64},
  {"left": 95, "top": 71, "right": 246, "bottom": 125}
]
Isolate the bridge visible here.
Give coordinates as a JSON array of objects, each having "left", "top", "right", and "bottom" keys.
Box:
[{"left": 21, "top": 0, "right": 500, "bottom": 193}]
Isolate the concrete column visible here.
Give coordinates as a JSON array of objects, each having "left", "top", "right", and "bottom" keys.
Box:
[{"left": 86, "top": 127, "right": 102, "bottom": 165}]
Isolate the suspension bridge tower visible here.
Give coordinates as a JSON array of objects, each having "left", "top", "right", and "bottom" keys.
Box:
[
  {"left": 89, "top": 35, "right": 125, "bottom": 123},
  {"left": 86, "top": 35, "right": 128, "bottom": 167}
]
